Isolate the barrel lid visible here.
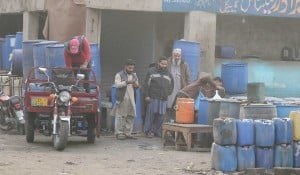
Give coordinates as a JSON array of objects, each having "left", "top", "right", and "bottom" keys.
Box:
[
  {"left": 276, "top": 103, "right": 300, "bottom": 107},
  {"left": 12, "top": 49, "right": 23, "bottom": 53},
  {"left": 46, "top": 44, "right": 64, "bottom": 48},
  {"left": 33, "top": 41, "right": 59, "bottom": 46},
  {"left": 219, "top": 98, "right": 241, "bottom": 103},
  {"left": 5, "top": 35, "right": 16, "bottom": 38},
  {"left": 222, "top": 62, "right": 247, "bottom": 66},
  {"left": 244, "top": 104, "right": 276, "bottom": 108},
  {"left": 22, "top": 40, "right": 44, "bottom": 44},
  {"left": 90, "top": 43, "right": 100, "bottom": 46},
  {"left": 207, "top": 98, "right": 222, "bottom": 102},
  {"left": 175, "top": 39, "right": 200, "bottom": 44}
]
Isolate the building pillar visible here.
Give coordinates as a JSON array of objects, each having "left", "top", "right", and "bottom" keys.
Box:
[
  {"left": 184, "top": 11, "right": 216, "bottom": 75},
  {"left": 23, "top": 11, "right": 39, "bottom": 40},
  {"left": 85, "top": 8, "right": 102, "bottom": 44}
]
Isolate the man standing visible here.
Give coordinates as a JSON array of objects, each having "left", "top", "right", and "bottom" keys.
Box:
[
  {"left": 112, "top": 59, "right": 139, "bottom": 140},
  {"left": 144, "top": 56, "right": 174, "bottom": 138},
  {"left": 166, "top": 48, "right": 191, "bottom": 120},
  {"left": 64, "top": 35, "right": 91, "bottom": 92}
]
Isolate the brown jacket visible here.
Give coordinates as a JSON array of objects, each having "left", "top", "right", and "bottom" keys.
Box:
[
  {"left": 167, "top": 57, "right": 191, "bottom": 89},
  {"left": 178, "top": 73, "right": 226, "bottom": 99}
]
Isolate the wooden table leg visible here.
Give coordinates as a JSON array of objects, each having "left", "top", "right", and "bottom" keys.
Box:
[
  {"left": 182, "top": 132, "right": 192, "bottom": 151},
  {"left": 162, "top": 129, "right": 167, "bottom": 146},
  {"left": 187, "top": 133, "right": 192, "bottom": 151},
  {"left": 175, "top": 131, "right": 179, "bottom": 150}
]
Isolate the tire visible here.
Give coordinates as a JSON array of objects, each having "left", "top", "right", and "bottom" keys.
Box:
[
  {"left": 18, "top": 123, "right": 25, "bottom": 135},
  {"left": 53, "top": 119, "right": 69, "bottom": 150},
  {"left": 26, "top": 112, "right": 36, "bottom": 143},
  {"left": 87, "top": 115, "right": 96, "bottom": 143}
]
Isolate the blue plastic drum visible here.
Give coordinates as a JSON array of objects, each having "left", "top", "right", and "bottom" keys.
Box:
[
  {"left": 22, "top": 40, "right": 43, "bottom": 78},
  {"left": 3, "top": 35, "right": 16, "bottom": 70},
  {"left": 237, "top": 146, "right": 255, "bottom": 171},
  {"left": 255, "top": 119, "right": 275, "bottom": 147},
  {"left": 33, "top": 41, "right": 58, "bottom": 79},
  {"left": 274, "top": 144, "right": 293, "bottom": 167},
  {"left": 14, "top": 32, "right": 23, "bottom": 49},
  {"left": 46, "top": 44, "right": 65, "bottom": 67},
  {"left": 255, "top": 147, "right": 274, "bottom": 168},
  {"left": 273, "top": 118, "right": 293, "bottom": 144},
  {"left": 173, "top": 40, "right": 200, "bottom": 81},
  {"left": 11, "top": 49, "right": 23, "bottom": 76},
  {"left": 236, "top": 119, "right": 254, "bottom": 146},
  {"left": 221, "top": 62, "right": 248, "bottom": 94},
  {"left": 0, "top": 38, "right": 5, "bottom": 69},
  {"left": 213, "top": 118, "right": 237, "bottom": 145},
  {"left": 90, "top": 43, "right": 101, "bottom": 83},
  {"left": 211, "top": 143, "right": 237, "bottom": 172}
]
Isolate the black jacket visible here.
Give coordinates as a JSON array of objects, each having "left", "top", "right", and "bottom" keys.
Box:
[{"left": 144, "top": 66, "right": 174, "bottom": 101}]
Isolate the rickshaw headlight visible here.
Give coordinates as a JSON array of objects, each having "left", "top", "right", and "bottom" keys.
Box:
[{"left": 59, "top": 91, "right": 71, "bottom": 103}]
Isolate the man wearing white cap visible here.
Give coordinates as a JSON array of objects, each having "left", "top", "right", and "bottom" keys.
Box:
[{"left": 166, "top": 48, "right": 191, "bottom": 121}]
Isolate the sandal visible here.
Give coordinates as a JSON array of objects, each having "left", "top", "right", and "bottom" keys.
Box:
[{"left": 116, "top": 134, "right": 126, "bottom": 140}]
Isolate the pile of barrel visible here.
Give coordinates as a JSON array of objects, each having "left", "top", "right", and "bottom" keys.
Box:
[
  {"left": 0, "top": 32, "right": 101, "bottom": 83},
  {"left": 211, "top": 113, "right": 300, "bottom": 173}
]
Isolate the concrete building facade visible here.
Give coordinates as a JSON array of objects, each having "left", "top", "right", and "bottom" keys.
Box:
[{"left": 1, "top": 0, "right": 300, "bottom": 97}]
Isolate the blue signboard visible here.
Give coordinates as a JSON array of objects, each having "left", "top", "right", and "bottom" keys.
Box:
[{"left": 163, "top": 0, "right": 300, "bottom": 18}]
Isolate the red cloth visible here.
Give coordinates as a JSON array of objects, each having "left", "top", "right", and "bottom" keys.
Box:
[{"left": 64, "top": 36, "right": 91, "bottom": 67}]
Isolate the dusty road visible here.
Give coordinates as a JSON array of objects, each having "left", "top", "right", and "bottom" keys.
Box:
[{"left": 0, "top": 130, "right": 212, "bottom": 175}]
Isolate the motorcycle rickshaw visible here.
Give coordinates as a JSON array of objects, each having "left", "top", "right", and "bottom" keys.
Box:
[{"left": 24, "top": 67, "right": 100, "bottom": 150}]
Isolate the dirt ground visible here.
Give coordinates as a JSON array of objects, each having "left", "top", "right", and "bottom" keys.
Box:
[{"left": 0, "top": 130, "right": 213, "bottom": 175}]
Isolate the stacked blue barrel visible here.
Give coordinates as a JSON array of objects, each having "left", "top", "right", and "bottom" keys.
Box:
[
  {"left": 3, "top": 35, "right": 16, "bottom": 70},
  {"left": 90, "top": 43, "right": 101, "bottom": 83},
  {"left": 273, "top": 118, "right": 293, "bottom": 167},
  {"left": 254, "top": 119, "right": 275, "bottom": 169},
  {"left": 0, "top": 38, "right": 5, "bottom": 69},
  {"left": 22, "top": 40, "right": 43, "bottom": 79},
  {"left": 211, "top": 117, "right": 296, "bottom": 172},
  {"left": 45, "top": 44, "right": 66, "bottom": 67},
  {"left": 211, "top": 118, "right": 237, "bottom": 172},
  {"left": 10, "top": 32, "right": 24, "bottom": 76},
  {"left": 236, "top": 119, "right": 255, "bottom": 171},
  {"left": 33, "top": 41, "right": 58, "bottom": 79},
  {"left": 14, "top": 32, "right": 23, "bottom": 49}
]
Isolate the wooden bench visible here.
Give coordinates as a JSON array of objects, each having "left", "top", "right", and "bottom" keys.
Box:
[{"left": 162, "top": 123, "right": 213, "bottom": 151}]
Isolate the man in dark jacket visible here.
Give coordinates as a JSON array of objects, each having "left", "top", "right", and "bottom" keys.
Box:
[{"left": 143, "top": 56, "right": 174, "bottom": 138}]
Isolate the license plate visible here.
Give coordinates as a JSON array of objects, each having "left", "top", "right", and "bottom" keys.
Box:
[{"left": 31, "top": 97, "right": 48, "bottom": 106}]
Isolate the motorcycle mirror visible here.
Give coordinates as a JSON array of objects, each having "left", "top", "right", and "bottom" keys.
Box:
[
  {"left": 38, "top": 67, "right": 50, "bottom": 82},
  {"left": 76, "top": 74, "right": 85, "bottom": 80},
  {"left": 38, "top": 67, "right": 47, "bottom": 74}
]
